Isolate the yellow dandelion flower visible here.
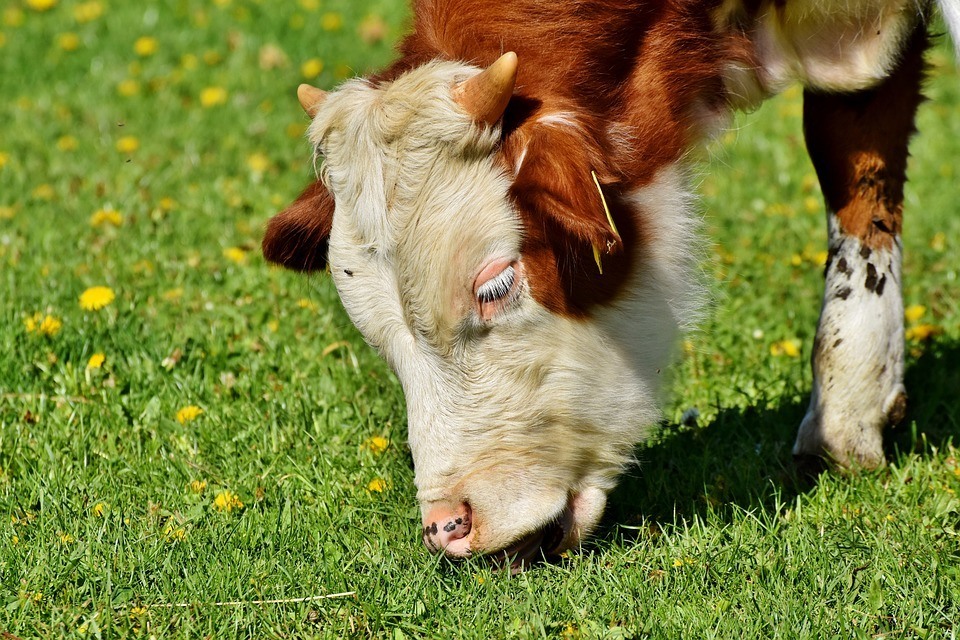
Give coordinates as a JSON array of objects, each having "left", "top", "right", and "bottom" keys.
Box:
[
  {"left": 11, "top": 535, "right": 18, "bottom": 545},
  {"left": 116, "top": 135, "right": 139, "bottom": 154},
  {"left": 163, "top": 524, "right": 186, "bottom": 541},
  {"left": 299, "top": 0, "right": 319, "bottom": 10},
  {"left": 905, "top": 324, "right": 941, "bottom": 342},
  {"left": 803, "top": 196, "right": 821, "bottom": 214},
  {"left": 79, "top": 286, "right": 115, "bottom": 311},
  {"left": 189, "top": 479, "right": 207, "bottom": 494},
  {"left": 180, "top": 53, "right": 199, "bottom": 70},
  {"left": 133, "top": 36, "right": 158, "bottom": 57},
  {"left": 246, "top": 152, "right": 270, "bottom": 173},
  {"left": 789, "top": 254, "right": 803, "bottom": 267},
  {"left": 224, "top": 247, "right": 247, "bottom": 264},
  {"left": 0, "top": 206, "right": 15, "bottom": 220},
  {"left": 904, "top": 304, "right": 926, "bottom": 324},
  {"left": 367, "top": 478, "right": 387, "bottom": 493},
  {"left": 73, "top": 1, "right": 103, "bottom": 23},
  {"left": 58, "top": 532, "right": 74, "bottom": 545},
  {"left": 4, "top": 8, "right": 25, "bottom": 27},
  {"left": 87, "top": 353, "right": 105, "bottom": 369},
  {"left": 363, "top": 436, "right": 389, "bottom": 455},
  {"left": 158, "top": 196, "right": 177, "bottom": 211},
  {"left": 267, "top": 320, "right": 279, "bottom": 332},
  {"left": 117, "top": 79, "right": 140, "bottom": 97},
  {"left": 672, "top": 558, "right": 684, "bottom": 568},
  {"left": 0, "top": 152, "right": 9, "bottom": 169},
  {"left": 91, "top": 502, "right": 105, "bottom": 517},
  {"left": 812, "top": 250, "right": 828, "bottom": 266},
  {"left": 26, "top": 0, "right": 57, "bottom": 11},
  {"left": 129, "top": 605, "right": 149, "bottom": 618},
  {"left": 200, "top": 86, "right": 228, "bottom": 107},
  {"left": 176, "top": 405, "right": 203, "bottom": 424},
  {"left": 930, "top": 232, "right": 946, "bottom": 252},
  {"left": 33, "top": 592, "right": 43, "bottom": 602},
  {"left": 32, "top": 184, "right": 55, "bottom": 199},
  {"left": 162, "top": 288, "right": 183, "bottom": 301},
  {"left": 25, "top": 313, "right": 62, "bottom": 336},
  {"left": 89, "top": 208, "right": 122, "bottom": 227},
  {"left": 39, "top": 315, "right": 62, "bottom": 336},
  {"left": 297, "top": 298, "right": 317, "bottom": 311},
  {"left": 212, "top": 490, "right": 244, "bottom": 512},
  {"left": 56, "top": 135, "right": 78, "bottom": 151},
  {"left": 301, "top": 58, "right": 324, "bottom": 79},
  {"left": 770, "top": 339, "right": 801, "bottom": 358},
  {"left": 321, "top": 12, "right": 343, "bottom": 31},
  {"left": 58, "top": 32, "right": 80, "bottom": 51},
  {"left": 202, "top": 50, "right": 222, "bottom": 66}
]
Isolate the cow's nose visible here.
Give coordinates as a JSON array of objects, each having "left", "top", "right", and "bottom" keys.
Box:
[{"left": 422, "top": 502, "right": 472, "bottom": 556}]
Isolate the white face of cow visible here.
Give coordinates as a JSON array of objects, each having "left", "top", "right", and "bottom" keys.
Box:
[{"left": 289, "top": 60, "right": 700, "bottom": 566}]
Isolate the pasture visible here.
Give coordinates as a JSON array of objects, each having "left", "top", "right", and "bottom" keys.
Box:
[{"left": 1, "top": 0, "right": 959, "bottom": 637}]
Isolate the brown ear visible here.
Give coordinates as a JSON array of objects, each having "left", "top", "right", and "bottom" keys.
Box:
[
  {"left": 262, "top": 180, "right": 334, "bottom": 272},
  {"left": 508, "top": 122, "right": 622, "bottom": 262}
]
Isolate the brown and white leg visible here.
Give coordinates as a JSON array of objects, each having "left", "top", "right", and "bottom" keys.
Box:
[{"left": 794, "top": 28, "right": 928, "bottom": 469}]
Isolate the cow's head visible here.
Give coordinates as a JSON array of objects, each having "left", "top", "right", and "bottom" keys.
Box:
[{"left": 264, "top": 54, "right": 697, "bottom": 568}]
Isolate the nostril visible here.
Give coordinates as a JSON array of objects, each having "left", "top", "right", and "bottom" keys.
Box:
[{"left": 422, "top": 502, "right": 472, "bottom": 556}]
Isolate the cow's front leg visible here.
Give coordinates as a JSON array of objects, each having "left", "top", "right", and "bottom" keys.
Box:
[{"left": 794, "top": 28, "right": 928, "bottom": 469}]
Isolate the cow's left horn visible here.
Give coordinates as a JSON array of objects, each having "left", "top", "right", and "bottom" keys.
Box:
[
  {"left": 297, "top": 84, "right": 326, "bottom": 117},
  {"left": 452, "top": 52, "right": 518, "bottom": 125}
]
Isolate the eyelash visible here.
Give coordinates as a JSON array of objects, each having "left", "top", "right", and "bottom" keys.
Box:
[{"left": 476, "top": 265, "right": 516, "bottom": 304}]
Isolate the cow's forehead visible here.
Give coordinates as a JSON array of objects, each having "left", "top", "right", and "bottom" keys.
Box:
[
  {"left": 314, "top": 62, "right": 520, "bottom": 344},
  {"left": 308, "top": 62, "right": 505, "bottom": 254}
]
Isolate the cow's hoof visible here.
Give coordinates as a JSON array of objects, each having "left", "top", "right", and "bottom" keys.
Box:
[{"left": 792, "top": 410, "right": 886, "bottom": 472}]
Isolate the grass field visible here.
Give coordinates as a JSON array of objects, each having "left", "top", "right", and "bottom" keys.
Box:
[{"left": 1, "top": 1, "right": 959, "bottom": 637}]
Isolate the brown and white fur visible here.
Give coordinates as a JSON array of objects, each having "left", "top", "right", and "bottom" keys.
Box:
[{"left": 263, "top": 0, "right": 957, "bottom": 567}]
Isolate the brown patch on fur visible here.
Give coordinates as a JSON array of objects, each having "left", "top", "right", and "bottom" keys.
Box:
[
  {"left": 802, "top": 26, "right": 928, "bottom": 250},
  {"left": 262, "top": 180, "right": 334, "bottom": 272},
  {"left": 375, "top": 0, "right": 728, "bottom": 315}
]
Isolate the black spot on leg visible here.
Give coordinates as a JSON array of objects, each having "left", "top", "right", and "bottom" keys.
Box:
[
  {"left": 836, "top": 257, "right": 851, "bottom": 276},
  {"left": 430, "top": 522, "right": 438, "bottom": 536},
  {"left": 344, "top": 269, "right": 354, "bottom": 277},
  {"left": 860, "top": 245, "right": 872, "bottom": 259},
  {"left": 833, "top": 338, "right": 843, "bottom": 348},
  {"left": 875, "top": 274, "right": 887, "bottom": 296},
  {"left": 835, "top": 287, "right": 852, "bottom": 300},
  {"left": 865, "top": 263, "right": 879, "bottom": 292}
]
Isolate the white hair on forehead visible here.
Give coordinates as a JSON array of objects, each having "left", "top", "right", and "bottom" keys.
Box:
[{"left": 306, "top": 61, "right": 504, "bottom": 255}]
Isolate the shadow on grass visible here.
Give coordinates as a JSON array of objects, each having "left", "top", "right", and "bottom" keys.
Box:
[{"left": 598, "top": 338, "right": 960, "bottom": 546}]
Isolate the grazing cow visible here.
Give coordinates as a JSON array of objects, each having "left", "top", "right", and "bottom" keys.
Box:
[{"left": 263, "top": 0, "right": 958, "bottom": 569}]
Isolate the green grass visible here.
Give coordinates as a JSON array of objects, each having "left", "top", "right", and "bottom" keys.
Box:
[{"left": 1, "top": 1, "right": 959, "bottom": 637}]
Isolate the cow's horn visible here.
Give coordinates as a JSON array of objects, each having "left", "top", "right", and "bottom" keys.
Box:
[
  {"left": 297, "top": 84, "right": 326, "bottom": 117},
  {"left": 452, "top": 52, "right": 518, "bottom": 125}
]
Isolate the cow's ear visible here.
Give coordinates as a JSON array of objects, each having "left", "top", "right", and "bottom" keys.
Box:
[
  {"left": 508, "top": 122, "right": 623, "bottom": 266},
  {"left": 262, "top": 180, "right": 334, "bottom": 272}
]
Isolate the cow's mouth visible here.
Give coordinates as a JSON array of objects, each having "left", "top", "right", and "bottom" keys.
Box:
[{"left": 488, "top": 515, "right": 567, "bottom": 573}]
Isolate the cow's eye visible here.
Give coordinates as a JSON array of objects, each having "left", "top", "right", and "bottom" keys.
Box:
[
  {"left": 474, "top": 261, "right": 521, "bottom": 321},
  {"left": 476, "top": 265, "right": 515, "bottom": 304}
]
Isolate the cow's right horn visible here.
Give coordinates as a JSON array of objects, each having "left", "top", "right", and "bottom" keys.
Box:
[
  {"left": 297, "top": 84, "right": 326, "bottom": 117},
  {"left": 452, "top": 52, "right": 518, "bottom": 126}
]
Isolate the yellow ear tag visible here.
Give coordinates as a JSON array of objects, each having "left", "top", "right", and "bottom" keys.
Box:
[{"left": 590, "top": 171, "right": 621, "bottom": 274}]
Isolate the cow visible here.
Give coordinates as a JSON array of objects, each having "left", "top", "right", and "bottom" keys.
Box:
[{"left": 262, "top": 0, "right": 959, "bottom": 570}]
